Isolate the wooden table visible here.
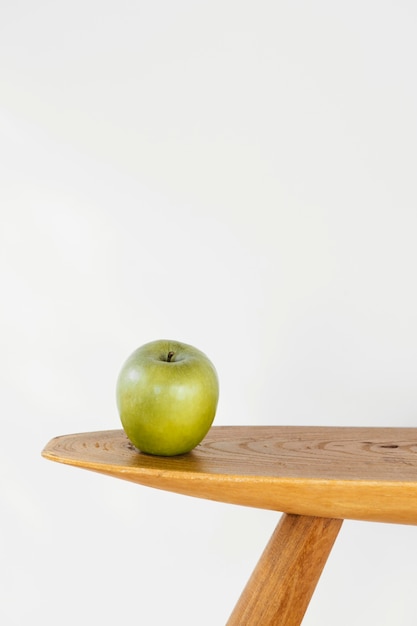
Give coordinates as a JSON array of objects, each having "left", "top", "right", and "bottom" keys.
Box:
[{"left": 42, "top": 425, "right": 417, "bottom": 625}]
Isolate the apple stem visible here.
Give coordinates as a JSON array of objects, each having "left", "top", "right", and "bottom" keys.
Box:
[{"left": 167, "top": 351, "right": 175, "bottom": 362}]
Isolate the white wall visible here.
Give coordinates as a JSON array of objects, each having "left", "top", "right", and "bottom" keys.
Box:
[{"left": 1, "top": 1, "right": 417, "bottom": 624}]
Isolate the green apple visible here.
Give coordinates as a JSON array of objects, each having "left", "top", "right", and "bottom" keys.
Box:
[{"left": 116, "top": 339, "right": 219, "bottom": 456}]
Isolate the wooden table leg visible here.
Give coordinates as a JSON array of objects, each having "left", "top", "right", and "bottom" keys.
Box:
[{"left": 226, "top": 514, "right": 343, "bottom": 626}]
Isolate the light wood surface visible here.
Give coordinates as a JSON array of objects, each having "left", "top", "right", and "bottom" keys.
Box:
[
  {"left": 226, "top": 514, "right": 343, "bottom": 626},
  {"left": 42, "top": 425, "right": 417, "bottom": 524}
]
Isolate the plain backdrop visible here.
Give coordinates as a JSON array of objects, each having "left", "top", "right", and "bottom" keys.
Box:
[{"left": 1, "top": 1, "right": 417, "bottom": 624}]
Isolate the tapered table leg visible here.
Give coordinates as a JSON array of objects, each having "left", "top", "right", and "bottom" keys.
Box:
[{"left": 227, "top": 514, "right": 343, "bottom": 626}]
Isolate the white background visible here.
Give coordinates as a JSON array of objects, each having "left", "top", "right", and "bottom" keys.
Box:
[{"left": 1, "top": 1, "right": 417, "bottom": 624}]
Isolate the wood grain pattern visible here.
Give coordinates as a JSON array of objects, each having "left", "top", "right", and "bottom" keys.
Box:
[
  {"left": 42, "top": 425, "right": 417, "bottom": 524},
  {"left": 226, "top": 514, "right": 343, "bottom": 626}
]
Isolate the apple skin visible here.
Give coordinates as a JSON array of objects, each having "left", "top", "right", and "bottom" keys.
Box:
[{"left": 116, "top": 339, "right": 219, "bottom": 456}]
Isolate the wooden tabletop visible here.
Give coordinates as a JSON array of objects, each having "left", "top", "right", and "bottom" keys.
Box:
[{"left": 42, "top": 425, "right": 417, "bottom": 525}]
